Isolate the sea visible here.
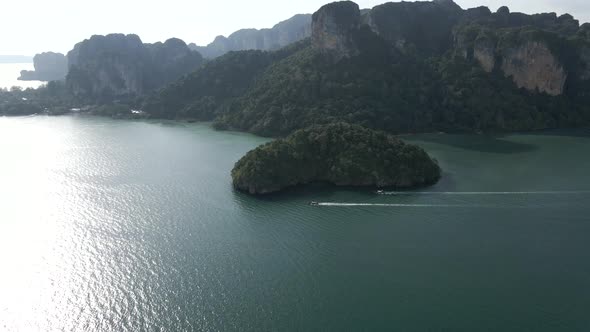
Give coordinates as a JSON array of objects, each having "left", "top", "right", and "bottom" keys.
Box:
[
  {"left": 0, "top": 63, "right": 44, "bottom": 90},
  {"left": 0, "top": 115, "right": 589, "bottom": 331}
]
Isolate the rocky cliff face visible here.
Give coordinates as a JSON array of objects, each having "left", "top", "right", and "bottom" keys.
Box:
[
  {"left": 143, "top": 0, "right": 590, "bottom": 135},
  {"left": 473, "top": 37, "right": 496, "bottom": 72},
  {"left": 18, "top": 52, "right": 67, "bottom": 81},
  {"left": 190, "top": 14, "right": 311, "bottom": 58},
  {"left": 66, "top": 34, "right": 203, "bottom": 101},
  {"left": 312, "top": 1, "right": 361, "bottom": 57},
  {"left": 453, "top": 27, "right": 497, "bottom": 72},
  {"left": 458, "top": 32, "right": 568, "bottom": 95},
  {"left": 577, "top": 25, "right": 590, "bottom": 81},
  {"left": 147, "top": 38, "right": 203, "bottom": 85},
  {"left": 579, "top": 46, "right": 590, "bottom": 81},
  {"left": 450, "top": 3, "right": 585, "bottom": 96},
  {"left": 500, "top": 41, "right": 567, "bottom": 96},
  {"left": 311, "top": 0, "right": 462, "bottom": 56},
  {"left": 365, "top": 0, "right": 461, "bottom": 54},
  {"left": 309, "top": 0, "right": 578, "bottom": 96}
]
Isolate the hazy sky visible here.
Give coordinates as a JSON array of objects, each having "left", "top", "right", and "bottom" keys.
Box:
[{"left": 1, "top": 0, "right": 588, "bottom": 55}]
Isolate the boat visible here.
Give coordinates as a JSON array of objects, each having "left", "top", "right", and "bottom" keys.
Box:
[
  {"left": 376, "top": 190, "right": 384, "bottom": 194},
  {"left": 310, "top": 201, "right": 319, "bottom": 206}
]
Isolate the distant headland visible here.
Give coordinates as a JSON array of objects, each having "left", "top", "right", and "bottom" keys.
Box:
[{"left": 18, "top": 52, "right": 68, "bottom": 82}]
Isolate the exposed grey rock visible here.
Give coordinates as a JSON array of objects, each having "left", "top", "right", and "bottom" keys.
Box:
[
  {"left": 497, "top": 6, "right": 510, "bottom": 15},
  {"left": 311, "top": 1, "right": 361, "bottom": 57},
  {"left": 473, "top": 36, "right": 496, "bottom": 72},
  {"left": 66, "top": 34, "right": 203, "bottom": 101},
  {"left": 365, "top": 0, "right": 462, "bottom": 55},
  {"left": 501, "top": 41, "right": 567, "bottom": 96},
  {"left": 18, "top": 52, "right": 67, "bottom": 81},
  {"left": 433, "top": 0, "right": 462, "bottom": 11},
  {"left": 462, "top": 6, "right": 492, "bottom": 21},
  {"left": 579, "top": 45, "right": 590, "bottom": 81}
]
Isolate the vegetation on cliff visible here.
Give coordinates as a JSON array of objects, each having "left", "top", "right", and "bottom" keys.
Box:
[
  {"left": 4, "top": 0, "right": 590, "bottom": 137},
  {"left": 142, "top": 40, "right": 310, "bottom": 121},
  {"left": 142, "top": 0, "right": 590, "bottom": 137},
  {"left": 215, "top": 42, "right": 441, "bottom": 136},
  {"left": 0, "top": 82, "right": 71, "bottom": 116},
  {"left": 231, "top": 123, "right": 441, "bottom": 194},
  {"left": 66, "top": 34, "right": 203, "bottom": 103}
]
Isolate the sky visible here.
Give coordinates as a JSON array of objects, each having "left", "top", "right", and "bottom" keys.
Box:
[{"left": 1, "top": 0, "right": 589, "bottom": 55}]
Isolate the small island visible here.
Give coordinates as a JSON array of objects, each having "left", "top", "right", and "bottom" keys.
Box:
[{"left": 231, "top": 123, "right": 441, "bottom": 194}]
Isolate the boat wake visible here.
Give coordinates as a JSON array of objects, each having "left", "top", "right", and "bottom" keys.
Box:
[
  {"left": 317, "top": 202, "right": 487, "bottom": 208},
  {"left": 376, "top": 190, "right": 590, "bottom": 196},
  {"left": 312, "top": 190, "right": 590, "bottom": 208}
]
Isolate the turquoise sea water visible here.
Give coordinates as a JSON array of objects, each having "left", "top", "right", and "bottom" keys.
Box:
[{"left": 0, "top": 115, "right": 589, "bottom": 331}]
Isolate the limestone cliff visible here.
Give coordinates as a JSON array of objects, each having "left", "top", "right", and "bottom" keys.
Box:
[
  {"left": 66, "top": 34, "right": 203, "bottom": 101},
  {"left": 451, "top": 4, "right": 581, "bottom": 95},
  {"left": 143, "top": 0, "right": 590, "bottom": 135},
  {"left": 454, "top": 26, "right": 497, "bottom": 71},
  {"left": 190, "top": 14, "right": 311, "bottom": 59},
  {"left": 457, "top": 31, "right": 568, "bottom": 95},
  {"left": 433, "top": 0, "right": 461, "bottom": 11},
  {"left": 18, "top": 52, "right": 67, "bottom": 82},
  {"left": 577, "top": 25, "right": 590, "bottom": 81},
  {"left": 500, "top": 41, "right": 567, "bottom": 96},
  {"left": 579, "top": 45, "right": 590, "bottom": 81},
  {"left": 462, "top": 6, "right": 492, "bottom": 21},
  {"left": 473, "top": 36, "right": 496, "bottom": 72},
  {"left": 311, "top": 1, "right": 361, "bottom": 57},
  {"left": 304, "top": 0, "right": 578, "bottom": 96},
  {"left": 365, "top": 0, "right": 462, "bottom": 55}
]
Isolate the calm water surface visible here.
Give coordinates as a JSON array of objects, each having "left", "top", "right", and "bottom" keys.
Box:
[
  {"left": 0, "top": 116, "right": 589, "bottom": 331},
  {"left": 0, "top": 63, "right": 44, "bottom": 90}
]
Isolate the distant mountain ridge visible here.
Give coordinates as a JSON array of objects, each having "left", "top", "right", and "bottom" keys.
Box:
[{"left": 189, "top": 14, "right": 312, "bottom": 58}]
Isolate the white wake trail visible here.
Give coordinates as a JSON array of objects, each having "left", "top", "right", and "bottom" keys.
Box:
[
  {"left": 378, "top": 190, "right": 590, "bottom": 196},
  {"left": 317, "top": 203, "right": 487, "bottom": 208}
]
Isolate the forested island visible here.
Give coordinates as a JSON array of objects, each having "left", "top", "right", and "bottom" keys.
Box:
[
  {"left": 3, "top": 0, "right": 590, "bottom": 194},
  {"left": 232, "top": 123, "right": 441, "bottom": 194}
]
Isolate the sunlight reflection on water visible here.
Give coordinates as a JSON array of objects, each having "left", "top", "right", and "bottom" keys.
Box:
[{"left": 0, "top": 63, "right": 44, "bottom": 90}]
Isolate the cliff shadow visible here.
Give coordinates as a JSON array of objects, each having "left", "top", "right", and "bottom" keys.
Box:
[
  {"left": 525, "top": 128, "right": 590, "bottom": 139},
  {"left": 232, "top": 183, "right": 378, "bottom": 203},
  {"left": 407, "top": 133, "right": 537, "bottom": 154}
]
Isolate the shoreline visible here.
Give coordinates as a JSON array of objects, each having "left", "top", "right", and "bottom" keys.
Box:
[{"left": 2, "top": 111, "right": 589, "bottom": 138}]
